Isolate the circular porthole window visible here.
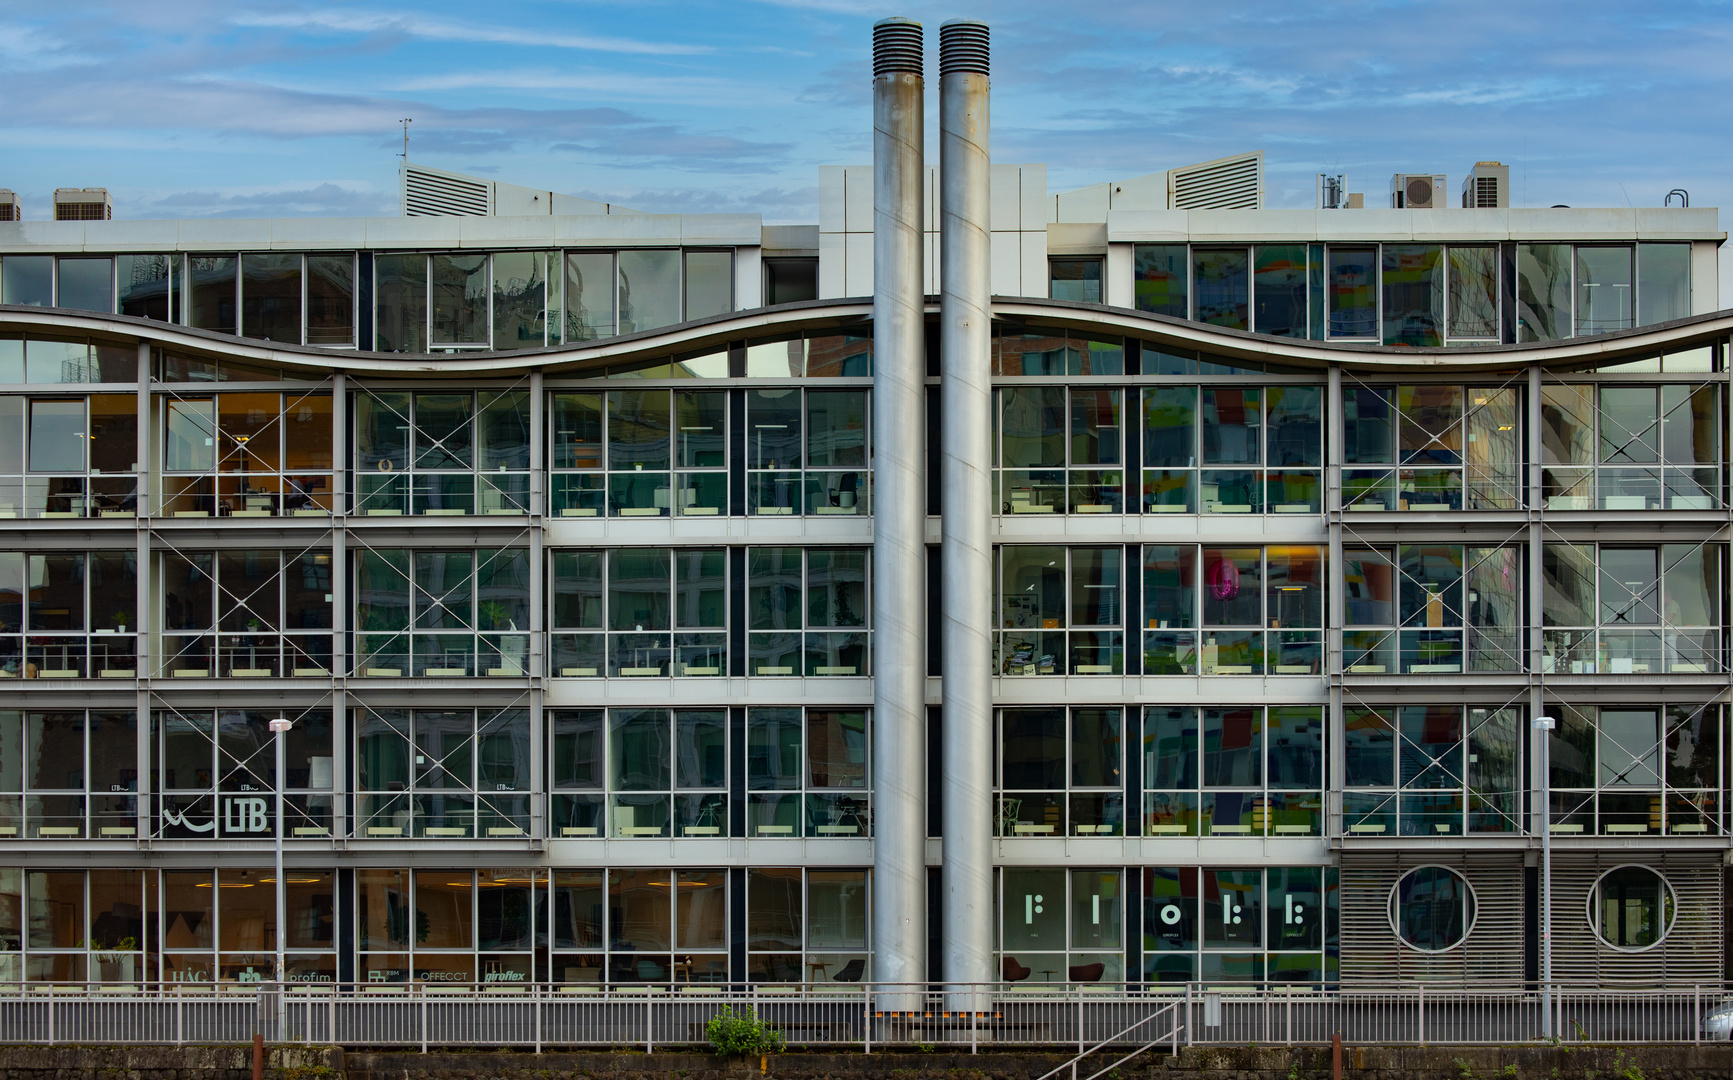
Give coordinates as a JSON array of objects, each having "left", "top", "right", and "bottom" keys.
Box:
[
  {"left": 1589, "top": 866, "right": 1675, "bottom": 951},
  {"left": 1389, "top": 866, "right": 1476, "bottom": 952}
]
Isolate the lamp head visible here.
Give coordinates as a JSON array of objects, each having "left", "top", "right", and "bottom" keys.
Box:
[
  {"left": 1533, "top": 716, "right": 1556, "bottom": 731},
  {"left": 268, "top": 718, "right": 293, "bottom": 733}
]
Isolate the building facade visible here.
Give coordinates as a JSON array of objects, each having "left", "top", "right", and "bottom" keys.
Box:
[{"left": 0, "top": 21, "right": 1727, "bottom": 993}]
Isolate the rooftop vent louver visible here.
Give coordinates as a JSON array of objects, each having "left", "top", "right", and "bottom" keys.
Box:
[
  {"left": 1461, "top": 162, "right": 1509, "bottom": 208},
  {"left": 1168, "top": 152, "right": 1262, "bottom": 210},
  {"left": 405, "top": 164, "right": 491, "bottom": 217},
  {"left": 872, "top": 17, "right": 924, "bottom": 77},
  {"left": 938, "top": 20, "right": 988, "bottom": 76},
  {"left": 0, "top": 191, "right": 17, "bottom": 223}
]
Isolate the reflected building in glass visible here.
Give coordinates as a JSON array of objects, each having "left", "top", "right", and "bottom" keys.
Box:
[{"left": 0, "top": 143, "right": 1726, "bottom": 992}]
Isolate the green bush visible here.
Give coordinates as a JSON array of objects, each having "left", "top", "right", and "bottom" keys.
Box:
[{"left": 705, "top": 1005, "right": 787, "bottom": 1056}]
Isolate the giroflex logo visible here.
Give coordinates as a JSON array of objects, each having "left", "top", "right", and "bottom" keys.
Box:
[{"left": 162, "top": 796, "right": 274, "bottom": 835}]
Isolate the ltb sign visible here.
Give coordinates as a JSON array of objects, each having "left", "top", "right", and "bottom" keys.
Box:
[{"left": 161, "top": 795, "right": 275, "bottom": 837}]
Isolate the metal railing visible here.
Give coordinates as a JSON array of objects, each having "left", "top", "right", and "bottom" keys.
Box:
[{"left": 0, "top": 982, "right": 1720, "bottom": 1050}]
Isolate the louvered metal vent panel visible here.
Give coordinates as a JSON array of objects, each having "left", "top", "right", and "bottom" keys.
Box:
[
  {"left": 405, "top": 166, "right": 491, "bottom": 217},
  {"left": 1475, "top": 176, "right": 1500, "bottom": 208},
  {"left": 1340, "top": 850, "right": 1525, "bottom": 988},
  {"left": 1170, "top": 154, "right": 1262, "bottom": 210},
  {"left": 1549, "top": 851, "right": 1721, "bottom": 987}
]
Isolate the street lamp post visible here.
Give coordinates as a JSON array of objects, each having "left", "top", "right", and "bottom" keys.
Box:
[
  {"left": 1533, "top": 715, "right": 1556, "bottom": 1038},
  {"left": 269, "top": 717, "right": 292, "bottom": 1028}
]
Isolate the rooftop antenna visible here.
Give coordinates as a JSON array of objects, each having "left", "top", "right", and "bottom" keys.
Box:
[{"left": 400, "top": 118, "right": 412, "bottom": 163}]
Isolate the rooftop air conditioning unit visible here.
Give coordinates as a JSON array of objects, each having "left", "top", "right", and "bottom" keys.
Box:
[
  {"left": 1461, "top": 161, "right": 1509, "bottom": 208},
  {"left": 1391, "top": 174, "right": 1446, "bottom": 209},
  {"left": 53, "top": 188, "right": 111, "bottom": 221}
]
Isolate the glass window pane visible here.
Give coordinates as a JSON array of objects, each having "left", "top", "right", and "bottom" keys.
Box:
[
  {"left": 1448, "top": 246, "right": 1498, "bottom": 338},
  {"left": 187, "top": 256, "right": 237, "bottom": 335},
  {"left": 608, "top": 549, "right": 670, "bottom": 632},
  {"left": 1252, "top": 245, "right": 1307, "bottom": 337},
  {"left": 684, "top": 251, "right": 732, "bottom": 321},
  {"left": 747, "top": 867, "right": 801, "bottom": 950},
  {"left": 807, "top": 549, "right": 866, "bottom": 628},
  {"left": 2, "top": 256, "right": 53, "bottom": 307},
  {"left": 1070, "top": 389, "right": 1120, "bottom": 466},
  {"left": 1002, "top": 387, "right": 1065, "bottom": 468},
  {"left": 677, "top": 391, "right": 727, "bottom": 469},
  {"left": 1202, "top": 869, "right": 1262, "bottom": 949},
  {"left": 491, "top": 252, "right": 545, "bottom": 350},
  {"left": 1598, "top": 709, "right": 1660, "bottom": 787},
  {"left": 674, "top": 711, "right": 727, "bottom": 790},
  {"left": 375, "top": 254, "right": 427, "bottom": 353},
  {"left": 29, "top": 554, "right": 85, "bottom": 631},
  {"left": 1049, "top": 259, "right": 1102, "bottom": 303},
  {"left": 478, "top": 391, "right": 530, "bottom": 471},
  {"left": 1399, "top": 385, "right": 1463, "bottom": 464},
  {"left": 1328, "top": 248, "right": 1376, "bottom": 337},
  {"left": 1071, "top": 870, "right": 1122, "bottom": 952},
  {"left": 619, "top": 250, "right": 680, "bottom": 334},
  {"left": 1599, "top": 387, "right": 1658, "bottom": 464},
  {"left": 675, "top": 549, "right": 726, "bottom": 629},
  {"left": 808, "top": 391, "right": 866, "bottom": 468},
  {"left": 565, "top": 252, "right": 615, "bottom": 340},
  {"left": 807, "top": 870, "right": 866, "bottom": 950},
  {"left": 1001, "top": 547, "right": 1066, "bottom": 629},
  {"left": 808, "top": 710, "right": 867, "bottom": 789},
  {"left": 609, "top": 390, "right": 671, "bottom": 471},
  {"left": 1071, "top": 708, "right": 1120, "bottom": 788},
  {"left": 1540, "top": 385, "right": 1594, "bottom": 465},
  {"left": 29, "top": 400, "right": 84, "bottom": 472},
  {"left": 1266, "top": 546, "right": 1322, "bottom": 628},
  {"left": 1600, "top": 547, "right": 1659, "bottom": 625},
  {"left": 1663, "top": 543, "right": 1718, "bottom": 627},
  {"left": 1133, "top": 245, "right": 1187, "bottom": 318},
  {"left": 1143, "top": 546, "right": 1195, "bottom": 629},
  {"left": 1637, "top": 244, "right": 1691, "bottom": 327},
  {"left": 551, "top": 393, "right": 603, "bottom": 470},
  {"left": 1201, "top": 548, "right": 1260, "bottom": 627},
  {"left": 1002, "top": 868, "right": 1065, "bottom": 953},
  {"left": 552, "top": 711, "right": 604, "bottom": 789},
  {"left": 1266, "top": 386, "right": 1321, "bottom": 466},
  {"left": 1344, "top": 708, "right": 1393, "bottom": 786},
  {"left": 747, "top": 708, "right": 802, "bottom": 790},
  {"left": 240, "top": 253, "right": 301, "bottom": 344},
  {"left": 1193, "top": 249, "right": 1248, "bottom": 329},
  {"left": 430, "top": 253, "right": 488, "bottom": 344},
  {"left": 1142, "top": 387, "right": 1196, "bottom": 468},
  {"left": 1069, "top": 548, "right": 1119, "bottom": 627},
  {"left": 1518, "top": 244, "right": 1572, "bottom": 342},
  {"left": 57, "top": 258, "right": 112, "bottom": 314},
  {"left": 1576, "top": 246, "right": 1633, "bottom": 336},
  {"left": 117, "top": 255, "right": 172, "bottom": 322},
  {"left": 1202, "top": 389, "right": 1260, "bottom": 465},
  {"left": 749, "top": 547, "right": 801, "bottom": 630},
  {"left": 1399, "top": 705, "right": 1462, "bottom": 789},
  {"left": 1399, "top": 545, "right": 1463, "bottom": 627},
  {"left": 1001, "top": 708, "right": 1065, "bottom": 790},
  {"left": 1202, "top": 708, "right": 1261, "bottom": 787},
  {"left": 1143, "top": 707, "right": 1197, "bottom": 789},
  {"left": 305, "top": 254, "right": 354, "bottom": 346},
  {"left": 355, "top": 392, "right": 409, "bottom": 472},
  {"left": 1382, "top": 245, "right": 1442, "bottom": 346},
  {"left": 1594, "top": 867, "right": 1672, "bottom": 949},
  {"left": 414, "top": 871, "right": 471, "bottom": 950},
  {"left": 610, "top": 708, "right": 670, "bottom": 791},
  {"left": 1661, "top": 385, "right": 1718, "bottom": 465},
  {"left": 1268, "top": 706, "right": 1322, "bottom": 789}
]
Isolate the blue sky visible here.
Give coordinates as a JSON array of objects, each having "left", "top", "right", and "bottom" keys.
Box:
[{"left": 5, "top": 0, "right": 1732, "bottom": 302}]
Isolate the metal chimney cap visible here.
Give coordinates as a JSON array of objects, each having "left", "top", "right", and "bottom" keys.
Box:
[
  {"left": 873, "top": 17, "right": 924, "bottom": 78},
  {"left": 939, "top": 19, "right": 988, "bottom": 77}
]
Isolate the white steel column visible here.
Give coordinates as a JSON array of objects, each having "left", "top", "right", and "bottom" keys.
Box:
[
  {"left": 870, "top": 15, "right": 928, "bottom": 995},
  {"left": 938, "top": 18, "right": 994, "bottom": 995}
]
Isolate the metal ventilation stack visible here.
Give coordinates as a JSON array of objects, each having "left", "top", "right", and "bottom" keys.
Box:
[
  {"left": 938, "top": 17, "right": 995, "bottom": 998},
  {"left": 869, "top": 14, "right": 928, "bottom": 998}
]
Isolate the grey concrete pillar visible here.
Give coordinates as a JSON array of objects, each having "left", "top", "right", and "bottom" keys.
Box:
[
  {"left": 938, "top": 18, "right": 994, "bottom": 996},
  {"left": 870, "top": 15, "right": 928, "bottom": 993}
]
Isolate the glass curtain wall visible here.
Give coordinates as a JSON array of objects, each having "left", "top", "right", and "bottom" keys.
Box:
[
  {"left": 1342, "top": 706, "right": 1522, "bottom": 836},
  {"left": 353, "top": 548, "right": 531, "bottom": 677},
  {"left": 746, "top": 708, "right": 869, "bottom": 838},
  {"left": 154, "top": 709, "right": 334, "bottom": 839},
  {"left": 996, "top": 707, "right": 1123, "bottom": 836},
  {"left": 997, "top": 546, "right": 1123, "bottom": 676},
  {"left": 1142, "top": 546, "right": 1324, "bottom": 676},
  {"left": 355, "top": 709, "right": 531, "bottom": 840},
  {"left": 1143, "top": 706, "right": 1324, "bottom": 837},
  {"left": 354, "top": 390, "right": 530, "bottom": 515},
  {"left": 157, "top": 549, "right": 333, "bottom": 678}
]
